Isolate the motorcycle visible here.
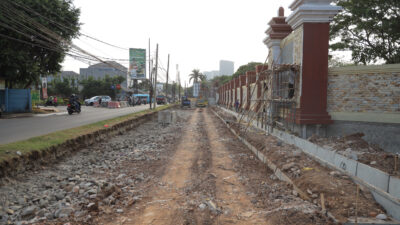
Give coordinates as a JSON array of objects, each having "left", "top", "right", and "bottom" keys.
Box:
[
  {"left": 67, "top": 102, "right": 81, "bottom": 115},
  {"left": 45, "top": 99, "right": 58, "bottom": 107}
]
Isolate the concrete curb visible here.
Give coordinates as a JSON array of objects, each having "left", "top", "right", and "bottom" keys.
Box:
[
  {"left": 215, "top": 106, "right": 400, "bottom": 222},
  {"left": 211, "top": 109, "right": 339, "bottom": 223}
]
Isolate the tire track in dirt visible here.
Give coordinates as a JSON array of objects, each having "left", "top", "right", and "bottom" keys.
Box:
[
  {"left": 108, "top": 109, "right": 218, "bottom": 225},
  {"left": 124, "top": 110, "right": 199, "bottom": 225},
  {"left": 181, "top": 110, "right": 216, "bottom": 225},
  {"left": 202, "top": 109, "right": 269, "bottom": 225}
]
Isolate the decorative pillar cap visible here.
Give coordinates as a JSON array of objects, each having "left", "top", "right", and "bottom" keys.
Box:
[
  {"left": 264, "top": 7, "right": 292, "bottom": 46},
  {"left": 286, "top": 0, "right": 341, "bottom": 30}
]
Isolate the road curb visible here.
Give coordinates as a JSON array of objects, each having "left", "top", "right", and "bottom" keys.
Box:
[{"left": 212, "top": 108, "right": 400, "bottom": 224}]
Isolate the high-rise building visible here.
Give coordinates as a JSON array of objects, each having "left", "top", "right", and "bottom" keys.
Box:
[
  {"left": 219, "top": 60, "right": 234, "bottom": 76},
  {"left": 203, "top": 70, "right": 219, "bottom": 80}
]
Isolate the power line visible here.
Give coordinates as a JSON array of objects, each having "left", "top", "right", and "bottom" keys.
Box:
[
  {"left": 3, "top": 0, "right": 129, "bottom": 50},
  {"left": 0, "top": 1, "right": 129, "bottom": 74}
]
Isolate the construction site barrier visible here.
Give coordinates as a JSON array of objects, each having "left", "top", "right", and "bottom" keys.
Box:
[
  {"left": 107, "top": 101, "right": 120, "bottom": 108},
  {"left": 119, "top": 101, "right": 128, "bottom": 108}
]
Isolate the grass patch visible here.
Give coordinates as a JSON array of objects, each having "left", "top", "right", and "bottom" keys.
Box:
[{"left": 0, "top": 104, "right": 173, "bottom": 162}]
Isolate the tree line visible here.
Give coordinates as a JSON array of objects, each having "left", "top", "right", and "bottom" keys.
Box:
[{"left": 47, "top": 75, "right": 125, "bottom": 100}]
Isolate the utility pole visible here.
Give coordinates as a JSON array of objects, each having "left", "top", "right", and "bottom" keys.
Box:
[
  {"left": 166, "top": 54, "right": 170, "bottom": 101},
  {"left": 148, "top": 38, "right": 152, "bottom": 109},
  {"left": 177, "top": 66, "right": 181, "bottom": 102},
  {"left": 153, "top": 44, "right": 158, "bottom": 109}
]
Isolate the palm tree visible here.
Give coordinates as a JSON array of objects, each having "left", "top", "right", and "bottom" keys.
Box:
[{"left": 188, "top": 69, "right": 206, "bottom": 84}]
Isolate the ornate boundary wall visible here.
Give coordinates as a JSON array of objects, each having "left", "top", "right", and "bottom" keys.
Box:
[{"left": 217, "top": 0, "right": 400, "bottom": 153}]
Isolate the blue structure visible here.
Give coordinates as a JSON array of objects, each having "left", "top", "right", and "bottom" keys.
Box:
[
  {"left": 0, "top": 89, "right": 32, "bottom": 113},
  {"left": 133, "top": 94, "right": 150, "bottom": 103}
]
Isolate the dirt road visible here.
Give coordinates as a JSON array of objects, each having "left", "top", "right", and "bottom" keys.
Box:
[
  {"left": 0, "top": 108, "right": 330, "bottom": 225},
  {"left": 101, "top": 108, "right": 328, "bottom": 225}
]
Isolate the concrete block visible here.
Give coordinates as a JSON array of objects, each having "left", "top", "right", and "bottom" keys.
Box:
[
  {"left": 389, "top": 176, "right": 400, "bottom": 199},
  {"left": 171, "top": 111, "right": 177, "bottom": 123},
  {"left": 371, "top": 189, "right": 400, "bottom": 221},
  {"left": 333, "top": 153, "right": 358, "bottom": 176},
  {"left": 315, "top": 146, "right": 336, "bottom": 165},
  {"left": 158, "top": 111, "right": 172, "bottom": 124},
  {"left": 257, "top": 152, "right": 265, "bottom": 163},
  {"left": 357, "top": 163, "right": 390, "bottom": 192},
  {"left": 275, "top": 169, "right": 292, "bottom": 184}
]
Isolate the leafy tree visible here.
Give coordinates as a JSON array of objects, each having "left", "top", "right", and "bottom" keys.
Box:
[
  {"left": 330, "top": 0, "right": 400, "bottom": 64},
  {"left": 232, "top": 62, "right": 262, "bottom": 78},
  {"left": 80, "top": 76, "right": 125, "bottom": 100},
  {"left": 0, "top": 0, "right": 80, "bottom": 88},
  {"left": 48, "top": 77, "right": 78, "bottom": 98},
  {"left": 137, "top": 79, "right": 152, "bottom": 92},
  {"left": 188, "top": 69, "right": 205, "bottom": 84},
  {"left": 211, "top": 75, "right": 232, "bottom": 87}
]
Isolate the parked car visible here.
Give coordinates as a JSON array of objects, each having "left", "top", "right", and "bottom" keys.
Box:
[
  {"left": 156, "top": 95, "right": 166, "bottom": 105},
  {"left": 84, "top": 96, "right": 111, "bottom": 106}
]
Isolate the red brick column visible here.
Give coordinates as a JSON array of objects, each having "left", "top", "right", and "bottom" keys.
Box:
[
  {"left": 239, "top": 75, "right": 246, "bottom": 109},
  {"left": 286, "top": 0, "right": 341, "bottom": 125},
  {"left": 295, "top": 23, "right": 332, "bottom": 124},
  {"left": 234, "top": 78, "right": 239, "bottom": 105},
  {"left": 245, "top": 71, "right": 256, "bottom": 111},
  {"left": 230, "top": 80, "right": 234, "bottom": 108},
  {"left": 255, "top": 65, "right": 268, "bottom": 112},
  {"left": 224, "top": 83, "right": 227, "bottom": 106}
]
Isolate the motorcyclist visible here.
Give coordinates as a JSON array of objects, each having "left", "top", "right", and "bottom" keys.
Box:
[{"left": 69, "top": 94, "right": 80, "bottom": 111}]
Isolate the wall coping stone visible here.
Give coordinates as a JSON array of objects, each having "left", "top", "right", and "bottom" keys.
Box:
[
  {"left": 329, "top": 64, "right": 400, "bottom": 75},
  {"left": 329, "top": 112, "right": 400, "bottom": 124},
  {"left": 286, "top": 0, "right": 341, "bottom": 30}
]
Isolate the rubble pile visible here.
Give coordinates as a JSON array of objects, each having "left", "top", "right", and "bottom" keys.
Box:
[
  {"left": 308, "top": 133, "right": 399, "bottom": 175},
  {"left": 0, "top": 111, "right": 189, "bottom": 224},
  {"left": 213, "top": 107, "right": 388, "bottom": 224}
]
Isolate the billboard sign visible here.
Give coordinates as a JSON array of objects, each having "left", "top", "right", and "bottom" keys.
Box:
[
  {"left": 129, "top": 48, "right": 146, "bottom": 80},
  {"left": 193, "top": 82, "right": 200, "bottom": 97}
]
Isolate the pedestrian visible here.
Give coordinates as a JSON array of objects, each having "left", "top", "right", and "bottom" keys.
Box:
[
  {"left": 53, "top": 96, "right": 58, "bottom": 106},
  {"left": 98, "top": 97, "right": 102, "bottom": 106},
  {"left": 235, "top": 99, "right": 239, "bottom": 112}
]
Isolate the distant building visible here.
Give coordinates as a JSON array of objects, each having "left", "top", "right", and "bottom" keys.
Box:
[
  {"left": 219, "top": 60, "right": 234, "bottom": 76},
  {"left": 47, "top": 71, "right": 80, "bottom": 83},
  {"left": 203, "top": 70, "right": 219, "bottom": 80},
  {"left": 80, "top": 61, "right": 127, "bottom": 80}
]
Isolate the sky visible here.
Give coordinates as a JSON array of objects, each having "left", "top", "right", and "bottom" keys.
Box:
[{"left": 62, "top": 0, "right": 297, "bottom": 85}]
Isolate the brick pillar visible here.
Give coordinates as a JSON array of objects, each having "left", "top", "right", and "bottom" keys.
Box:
[
  {"left": 245, "top": 71, "right": 256, "bottom": 111},
  {"left": 230, "top": 80, "right": 234, "bottom": 108},
  {"left": 224, "top": 84, "right": 227, "bottom": 106},
  {"left": 218, "top": 87, "right": 221, "bottom": 104},
  {"left": 222, "top": 84, "right": 225, "bottom": 105},
  {"left": 286, "top": 0, "right": 341, "bottom": 124},
  {"left": 234, "top": 78, "right": 239, "bottom": 106},
  {"left": 239, "top": 75, "right": 246, "bottom": 110},
  {"left": 255, "top": 65, "right": 268, "bottom": 112}
]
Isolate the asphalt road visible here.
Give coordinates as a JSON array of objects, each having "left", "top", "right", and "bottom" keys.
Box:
[{"left": 0, "top": 104, "right": 160, "bottom": 145}]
